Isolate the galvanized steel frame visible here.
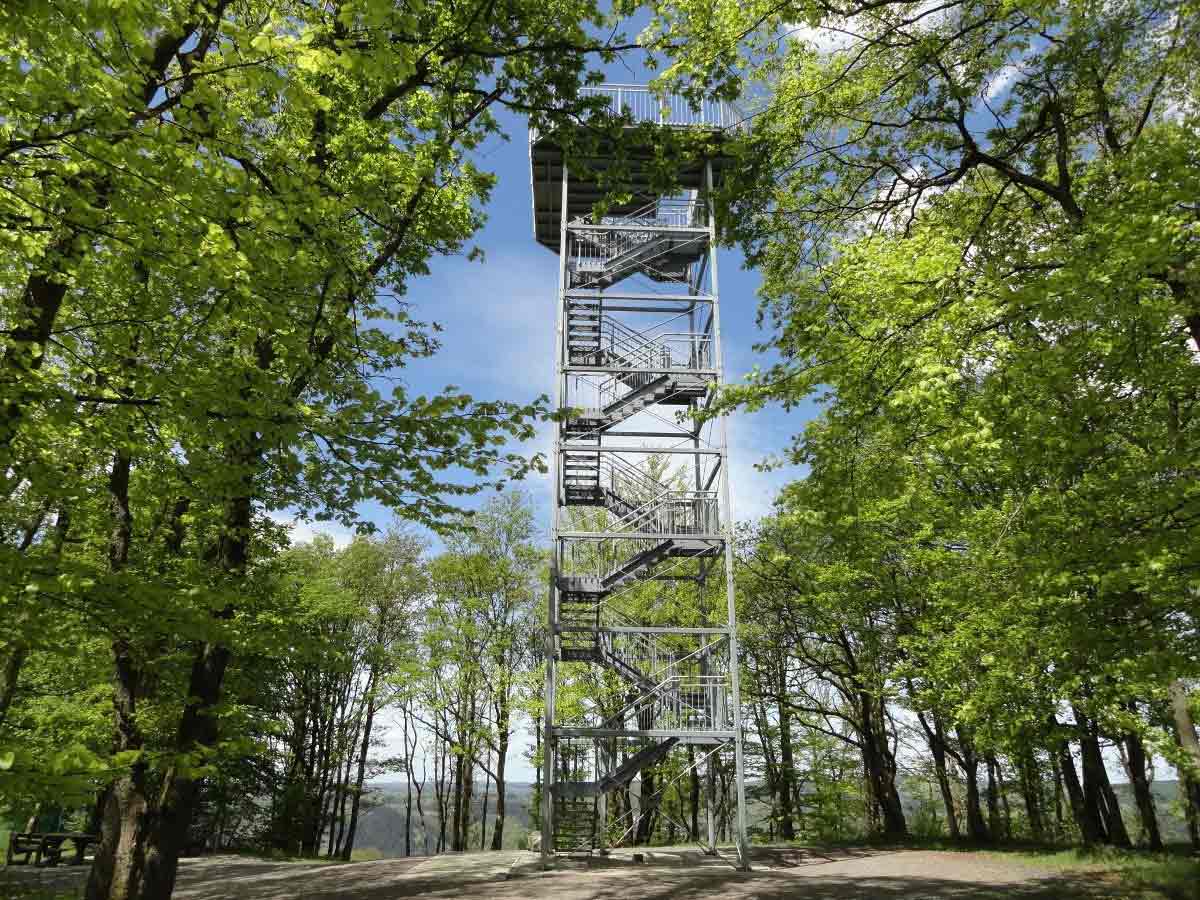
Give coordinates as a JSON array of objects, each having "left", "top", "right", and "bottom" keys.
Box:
[{"left": 537, "top": 125, "right": 748, "bottom": 871}]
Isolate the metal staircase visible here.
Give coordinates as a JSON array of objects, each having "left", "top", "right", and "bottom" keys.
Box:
[
  {"left": 566, "top": 299, "right": 713, "bottom": 372},
  {"left": 554, "top": 739, "right": 598, "bottom": 853},
  {"left": 565, "top": 373, "right": 710, "bottom": 438},
  {"left": 561, "top": 452, "right": 717, "bottom": 538},
  {"left": 558, "top": 739, "right": 680, "bottom": 799},
  {"left": 568, "top": 198, "right": 705, "bottom": 291},
  {"left": 536, "top": 84, "right": 749, "bottom": 868}
]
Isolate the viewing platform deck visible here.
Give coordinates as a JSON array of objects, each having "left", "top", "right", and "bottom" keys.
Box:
[{"left": 529, "top": 84, "right": 744, "bottom": 249}]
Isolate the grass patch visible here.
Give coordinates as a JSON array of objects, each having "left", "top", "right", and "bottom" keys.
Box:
[
  {"left": 758, "top": 837, "right": 1199, "bottom": 899},
  {"left": 349, "top": 847, "right": 384, "bottom": 862},
  {"left": 979, "top": 846, "right": 1200, "bottom": 900}
]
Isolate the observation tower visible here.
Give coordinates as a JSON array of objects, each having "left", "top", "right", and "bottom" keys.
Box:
[{"left": 531, "top": 85, "right": 749, "bottom": 869}]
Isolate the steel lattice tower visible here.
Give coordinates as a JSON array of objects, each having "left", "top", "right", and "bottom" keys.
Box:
[{"left": 530, "top": 85, "right": 748, "bottom": 870}]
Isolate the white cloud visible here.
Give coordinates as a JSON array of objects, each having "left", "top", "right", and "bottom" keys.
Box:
[
  {"left": 785, "top": 1, "right": 955, "bottom": 55},
  {"left": 984, "top": 62, "right": 1023, "bottom": 102},
  {"left": 268, "top": 510, "right": 355, "bottom": 549},
  {"left": 409, "top": 249, "right": 558, "bottom": 400},
  {"left": 784, "top": 22, "right": 858, "bottom": 55},
  {"left": 726, "top": 411, "right": 797, "bottom": 524}
]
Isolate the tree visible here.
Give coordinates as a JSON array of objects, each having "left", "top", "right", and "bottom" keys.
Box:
[
  {"left": 2, "top": 2, "right": 639, "bottom": 897},
  {"left": 645, "top": 0, "right": 1199, "bottom": 846}
]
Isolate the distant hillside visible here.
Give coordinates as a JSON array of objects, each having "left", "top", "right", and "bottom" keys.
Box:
[
  {"left": 355, "top": 780, "right": 1192, "bottom": 857},
  {"left": 357, "top": 783, "right": 536, "bottom": 856}
]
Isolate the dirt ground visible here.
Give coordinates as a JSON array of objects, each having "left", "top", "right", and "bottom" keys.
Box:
[{"left": 1, "top": 845, "right": 1125, "bottom": 899}]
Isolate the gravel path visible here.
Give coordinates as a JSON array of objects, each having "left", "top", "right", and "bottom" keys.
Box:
[{"left": 0, "top": 846, "right": 1120, "bottom": 899}]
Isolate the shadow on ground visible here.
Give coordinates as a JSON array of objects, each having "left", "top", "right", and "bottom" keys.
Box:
[{"left": 0, "top": 846, "right": 1127, "bottom": 900}]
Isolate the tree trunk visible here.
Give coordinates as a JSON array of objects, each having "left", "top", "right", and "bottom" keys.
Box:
[
  {"left": 1122, "top": 729, "right": 1162, "bottom": 850},
  {"left": 436, "top": 733, "right": 449, "bottom": 853},
  {"left": 635, "top": 769, "right": 657, "bottom": 845},
  {"left": 479, "top": 758, "right": 491, "bottom": 851},
  {"left": 1169, "top": 679, "right": 1200, "bottom": 845},
  {"left": 1074, "top": 708, "right": 1130, "bottom": 847},
  {"left": 98, "top": 436, "right": 251, "bottom": 898},
  {"left": 919, "top": 710, "right": 960, "bottom": 839},
  {"left": 402, "top": 707, "right": 414, "bottom": 857},
  {"left": 998, "top": 767, "right": 1012, "bottom": 840},
  {"left": 86, "top": 448, "right": 144, "bottom": 900},
  {"left": 0, "top": 265, "right": 73, "bottom": 460},
  {"left": 862, "top": 693, "right": 907, "bottom": 837},
  {"left": 339, "top": 673, "right": 377, "bottom": 861},
  {"left": 985, "top": 755, "right": 1002, "bottom": 841},
  {"left": 688, "top": 747, "right": 700, "bottom": 842},
  {"left": 1017, "top": 749, "right": 1045, "bottom": 842},
  {"left": 330, "top": 745, "right": 353, "bottom": 857},
  {"left": 777, "top": 692, "right": 797, "bottom": 841},
  {"left": 1181, "top": 776, "right": 1200, "bottom": 852},
  {"left": 957, "top": 727, "right": 990, "bottom": 843},
  {"left": 490, "top": 698, "right": 510, "bottom": 851},
  {"left": 752, "top": 701, "right": 779, "bottom": 840},
  {"left": 0, "top": 644, "right": 29, "bottom": 728},
  {"left": 1051, "top": 752, "right": 1065, "bottom": 841},
  {"left": 1053, "top": 726, "right": 1101, "bottom": 844}
]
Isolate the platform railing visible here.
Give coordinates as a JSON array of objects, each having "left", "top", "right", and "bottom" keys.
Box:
[
  {"left": 571, "top": 197, "right": 704, "bottom": 230},
  {"left": 580, "top": 85, "right": 743, "bottom": 131},
  {"left": 594, "top": 674, "right": 732, "bottom": 733},
  {"left": 601, "top": 490, "right": 719, "bottom": 538},
  {"left": 597, "top": 328, "right": 712, "bottom": 384}
]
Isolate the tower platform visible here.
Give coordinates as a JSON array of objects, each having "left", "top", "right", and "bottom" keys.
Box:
[{"left": 529, "top": 84, "right": 743, "bottom": 249}]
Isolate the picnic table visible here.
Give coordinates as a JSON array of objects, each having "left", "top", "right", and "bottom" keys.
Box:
[{"left": 5, "top": 832, "right": 98, "bottom": 867}]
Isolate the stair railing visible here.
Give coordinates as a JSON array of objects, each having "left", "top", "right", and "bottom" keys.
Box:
[
  {"left": 570, "top": 196, "right": 703, "bottom": 230},
  {"left": 604, "top": 453, "right": 669, "bottom": 503},
  {"left": 604, "top": 327, "right": 713, "bottom": 373},
  {"left": 578, "top": 85, "right": 744, "bottom": 130},
  {"left": 595, "top": 674, "right": 730, "bottom": 733},
  {"left": 600, "top": 489, "right": 719, "bottom": 537},
  {"left": 599, "top": 628, "right": 677, "bottom": 689},
  {"left": 570, "top": 225, "right": 659, "bottom": 278},
  {"left": 590, "top": 535, "right": 663, "bottom": 582},
  {"left": 569, "top": 198, "right": 708, "bottom": 289}
]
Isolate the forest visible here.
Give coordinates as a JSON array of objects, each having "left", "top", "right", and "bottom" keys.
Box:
[{"left": 1, "top": 1, "right": 1198, "bottom": 899}]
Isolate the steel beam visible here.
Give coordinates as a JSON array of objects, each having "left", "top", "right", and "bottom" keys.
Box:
[
  {"left": 556, "top": 728, "right": 737, "bottom": 741},
  {"left": 565, "top": 290, "right": 715, "bottom": 302},
  {"left": 706, "top": 158, "right": 750, "bottom": 872},
  {"left": 561, "top": 444, "right": 722, "bottom": 455},
  {"left": 556, "top": 530, "right": 724, "bottom": 541},
  {"left": 563, "top": 366, "right": 718, "bottom": 376}
]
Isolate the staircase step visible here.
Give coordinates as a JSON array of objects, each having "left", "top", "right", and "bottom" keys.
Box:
[{"left": 602, "top": 738, "right": 679, "bottom": 790}]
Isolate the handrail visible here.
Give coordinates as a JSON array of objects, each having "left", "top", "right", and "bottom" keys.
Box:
[
  {"left": 604, "top": 453, "right": 669, "bottom": 503},
  {"left": 602, "top": 489, "right": 719, "bottom": 537},
  {"left": 571, "top": 197, "right": 704, "bottom": 230},
  {"left": 601, "top": 328, "right": 712, "bottom": 378},
  {"left": 596, "top": 674, "right": 730, "bottom": 732},
  {"left": 569, "top": 226, "right": 707, "bottom": 291},
  {"left": 578, "top": 85, "right": 744, "bottom": 131}
]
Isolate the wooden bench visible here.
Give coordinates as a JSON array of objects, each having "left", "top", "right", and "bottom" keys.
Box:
[{"left": 5, "top": 832, "right": 98, "bottom": 867}]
